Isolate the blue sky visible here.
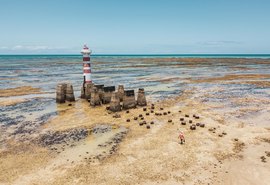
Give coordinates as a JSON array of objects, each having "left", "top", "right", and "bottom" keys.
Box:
[{"left": 0, "top": 0, "right": 269, "bottom": 54}]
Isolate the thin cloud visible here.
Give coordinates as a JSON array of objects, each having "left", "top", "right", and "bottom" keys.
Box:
[
  {"left": 198, "top": 41, "right": 243, "bottom": 46},
  {"left": 0, "top": 45, "right": 79, "bottom": 54},
  {"left": 12, "top": 45, "right": 55, "bottom": 50}
]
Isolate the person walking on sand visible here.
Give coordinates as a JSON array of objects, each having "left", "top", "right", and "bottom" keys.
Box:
[{"left": 178, "top": 131, "right": 185, "bottom": 144}]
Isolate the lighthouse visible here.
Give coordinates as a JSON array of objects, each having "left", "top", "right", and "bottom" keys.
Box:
[{"left": 81, "top": 45, "right": 92, "bottom": 84}]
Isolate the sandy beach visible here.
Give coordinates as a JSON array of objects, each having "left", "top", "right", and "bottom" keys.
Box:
[{"left": 0, "top": 57, "right": 270, "bottom": 185}]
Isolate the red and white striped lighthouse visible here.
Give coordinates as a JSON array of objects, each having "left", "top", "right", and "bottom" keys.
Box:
[{"left": 81, "top": 45, "right": 92, "bottom": 84}]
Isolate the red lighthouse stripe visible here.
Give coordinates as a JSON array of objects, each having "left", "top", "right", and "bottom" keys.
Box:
[
  {"left": 83, "top": 57, "right": 90, "bottom": 61},
  {"left": 84, "top": 69, "right": 91, "bottom": 73}
]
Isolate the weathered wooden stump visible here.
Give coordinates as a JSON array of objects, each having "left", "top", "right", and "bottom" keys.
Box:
[
  {"left": 81, "top": 85, "right": 85, "bottom": 99},
  {"left": 103, "top": 86, "right": 115, "bottom": 104},
  {"left": 85, "top": 83, "right": 93, "bottom": 100},
  {"left": 56, "top": 83, "right": 66, "bottom": 103},
  {"left": 117, "top": 85, "right": 125, "bottom": 102},
  {"left": 66, "top": 83, "right": 75, "bottom": 102},
  {"left": 137, "top": 88, "right": 147, "bottom": 106},
  {"left": 123, "top": 90, "right": 136, "bottom": 109},
  {"left": 90, "top": 87, "right": 101, "bottom": 106},
  {"left": 109, "top": 92, "right": 121, "bottom": 112},
  {"left": 95, "top": 84, "right": 104, "bottom": 101}
]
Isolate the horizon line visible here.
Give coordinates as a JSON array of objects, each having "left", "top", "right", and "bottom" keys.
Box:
[{"left": 1, "top": 53, "right": 270, "bottom": 56}]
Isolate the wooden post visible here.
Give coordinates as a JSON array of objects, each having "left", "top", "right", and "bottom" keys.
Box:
[
  {"left": 56, "top": 84, "right": 66, "bottom": 103},
  {"left": 137, "top": 88, "right": 147, "bottom": 106},
  {"left": 85, "top": 83, "right": 93, "bottom": 100},
  {"left": 66, "top": 83, "right": 75, "bottom": 102},
  {"left": 103, "top": 86, "right": 115, "bottom": 104},
  {"left": 123, "top": 90, "right": 136, "bottom": 109},
  {"left": 109, "top": 92, "right": 121, "bottom": 112},
  {"left": 90, "top": 87, "right": 101, "bottom": 106},
  {"left": 117, "top": 85, "right": 125, "bottom": 102}
]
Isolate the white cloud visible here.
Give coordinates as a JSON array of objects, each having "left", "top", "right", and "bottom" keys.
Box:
[
  {"left": 198, "top": 41, "right": 243, "bottom": 46},
  {"left": 11, "top": 45, "right": 51, "bottom": 50}
]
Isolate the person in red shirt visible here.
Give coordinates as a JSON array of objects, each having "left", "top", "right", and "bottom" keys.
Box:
[{"left": 178, "top": 131, "right": 185, "bottom": 144}]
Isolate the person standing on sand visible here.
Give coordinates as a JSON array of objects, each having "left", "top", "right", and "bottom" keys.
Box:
[{"left": 178, "top": 131, "right": 185, "bottom": 144}]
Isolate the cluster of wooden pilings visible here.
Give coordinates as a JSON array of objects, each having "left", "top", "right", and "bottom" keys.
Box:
[
  {"left": 56, "top": 83, "right": 75, "bottom": 103},
  {"left": 81, "top": 83, "right": 147, "bottom": 112}
]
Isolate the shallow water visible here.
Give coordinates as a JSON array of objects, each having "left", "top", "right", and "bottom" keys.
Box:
[{"left": 0, "top": 56, "right": 270, "bottom": 128}]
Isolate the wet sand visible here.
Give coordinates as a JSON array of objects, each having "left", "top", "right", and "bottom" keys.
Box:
[
  {"left": 0, "top": 58, "right": 270, "bottom": 185},
  {"left": 0, "top": 86, "right": 42, "bottom": 97}
]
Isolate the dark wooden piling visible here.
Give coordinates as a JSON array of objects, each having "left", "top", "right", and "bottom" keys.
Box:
[
  {"left": 90, "top": 87, "right": 101, "bottom": 106},
  {"left": 117, "top": 85, "right": 125, "bottom": 102},
  {"left": 103, "top": 86, "right": 115, "bottom": 104},
  {"left": 123, "top": 90, "right": 136, "bottom": 109},
  {"left": 137, "top": 88, "right": 147, "bottom": 106},
  {"left": 56, "top": 83, "right": 66, "bottom": 103},
  {"left": 109, "top": 92, "right": 121, "bottom": 112},
  {"left": 66, "top": 83, "right": 75, "bottom": 102}
]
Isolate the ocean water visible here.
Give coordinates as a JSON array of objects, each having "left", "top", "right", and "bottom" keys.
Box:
[
  {"left": 1, "top": 54, "right": 270, "bottom": 92},
  {"left": 0, "top": 55, "right": 270, "bottom": 129}
]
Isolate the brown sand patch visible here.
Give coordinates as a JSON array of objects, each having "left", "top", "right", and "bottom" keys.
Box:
[
  {"left": 233, "top": 141, "right": 245, "bottom": 153},
  {"left": 260, "top": 137, "right": 270, "bottom": 143},
  {"left": 231, "top": 80, "right": 270, "bottom": 88},
  {"left": 128, "top": 57, "right": 270, "bottom": 65},
  {"left": 0, "top": 86, "right": 43, "bottom": 97},
  {"left": 0, "top": 77, "right": 17, "bottom": 81},
  {"left": 231, "top": 96, "right": 270, "bottom": 106},
  {"left": 229, "top": 66, "right": 255, "bottom": 71},
  {"left": 137, "top": 76, "right": 183, "bottom": 83},
  {"left": 0, "top": 143, "right": 52, "bottom": 184},
  {"left": 0, "top": 98, "right": 29, "bottom": 106},
  {"left": 187, "top": 74, "right": 270, "bottom": 83}
]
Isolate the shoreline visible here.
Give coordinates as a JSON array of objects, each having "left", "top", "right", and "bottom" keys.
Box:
[{"left": 1, "top": 88, "right": 270, "bottom": 184}]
